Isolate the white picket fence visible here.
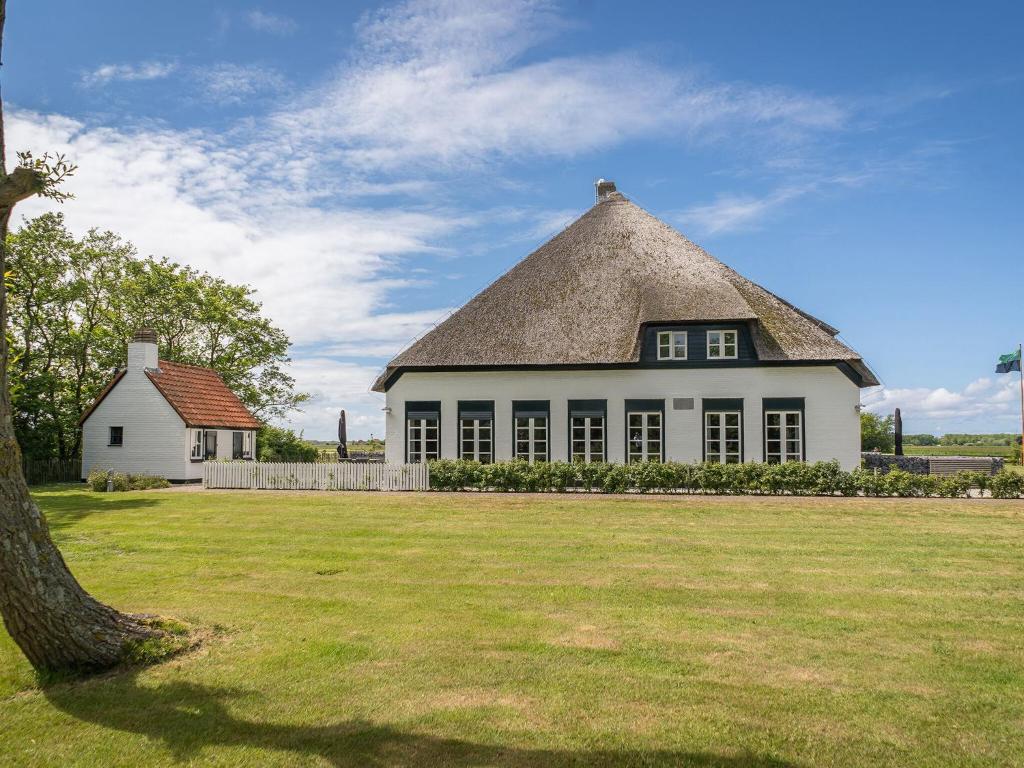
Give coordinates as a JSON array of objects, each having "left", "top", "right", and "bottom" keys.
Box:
[{"left": 203, "top": 461, "right": 429, "bottom": 491}]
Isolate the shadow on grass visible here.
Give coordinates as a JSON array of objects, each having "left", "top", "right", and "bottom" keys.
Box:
[
  {"left": 36, "top": 493, "right": 161, "bottom": 531},
  {"left": 44, "top": 672, "right": 798, "bottom": 767}
]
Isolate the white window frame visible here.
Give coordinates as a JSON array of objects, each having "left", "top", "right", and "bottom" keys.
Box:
[
  {"left": 407, "top": 417, "right": 439, "bottom": 463},
  {"left": 243, "top": 430, "right": 254, "bottom": 459},
  {"left": 705, "top": 411, "right": 742, "bottom": 463},
  {"left": 191, "top": 429, "right": 203, "bottom": 461},
  {"left": 707, "top": 329, "right": 738, "bottom": 360},
  {"left": 656, "top": 331, "right": 688, "bottom": 360},
  {"left": 627, "top": 411, "right": 662, "bottom": 463},
  {"left": 765, "top": 410, "right": 803, "bottom": 463},
  {"left": 514, "top": 416, "right": 548, "bottom": 462},
  {"left": 459, "top": 417, "right": 493, "bottom": 463},
  {"left": 570, "top": 415, "right": 605, "bottom": 463}
]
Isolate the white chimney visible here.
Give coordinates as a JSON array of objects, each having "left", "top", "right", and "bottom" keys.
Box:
[
  {"left": 128, "top": 328, "right": 159, "bottom": 370},
  {"left": 595, "top": 178, "right": 617, "bottom": 202}
]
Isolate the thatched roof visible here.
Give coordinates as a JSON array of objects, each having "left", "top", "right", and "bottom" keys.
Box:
[{"left": 373, "top": 185, "right": 877, "bottom": 391}]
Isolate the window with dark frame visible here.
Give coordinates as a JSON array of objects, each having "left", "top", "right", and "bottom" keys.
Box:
[
  {"left": 569, "top": 400, "right": 606, "bottom": 463},
  {"left": 765, "top": 411, "right": 803, "bottom": 463},
  {"left": 232, "top": 431, "right": 244, "bottom": 460},
  {"left": 705, "top": 411, "right": 742, "bottom": 463},
  {"left": 108, "top": 426, "right": 123, "bottom": 446},
  {"left": 627, "top": 411, "right": 662, "bottom": 463},
  {"left": 514, "top": 401, "right": 549, "bottom": 463},
  {"left": 204, "top": 429, "right": 218, "bottom": 460},
  {"left": 459, "top": 418, "right": 492, "bottom": 463},
  {"left": 191, "top": 429, "right": 203, "bottom": 460},
  {"left": 406, "top": 402, "right": 441, "bottom": 463}
]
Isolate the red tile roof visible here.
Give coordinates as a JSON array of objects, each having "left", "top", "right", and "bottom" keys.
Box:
[
  {"left": 146, "top": 360, "right": 261, "bottom": 429},
  {"left": 79, "top": 360, "right": 260, "bottom": 429}
]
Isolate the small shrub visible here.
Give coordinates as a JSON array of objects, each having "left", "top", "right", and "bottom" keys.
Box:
[
  {"left": 989, "top": 470, "right": 1024, "bottom": 499},
  {"left": 88, "top": 469, "right": 169, "bottom": 492},
  {"left": 424, "top": 459, "right": 998, "bottom": 497}
]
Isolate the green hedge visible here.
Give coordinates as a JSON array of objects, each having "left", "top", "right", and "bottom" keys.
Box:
[
  {"left": 427, "top": 459, "right": 1024, "bottom": 498},
  {"left": 87, "top": 468, "right": 171, "bottom": 492}
]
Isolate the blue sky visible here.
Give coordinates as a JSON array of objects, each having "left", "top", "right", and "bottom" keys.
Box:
[{"left": 7, "top": 0, "right": 1023, "bottom": 438}]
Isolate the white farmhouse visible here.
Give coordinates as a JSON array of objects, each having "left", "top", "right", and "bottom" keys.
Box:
[
  {"left": 374, "top": 181, "right": 877, "bottom": 470},
  {"left": 80, "top": 330, "right": 260, "bottom": 482}
]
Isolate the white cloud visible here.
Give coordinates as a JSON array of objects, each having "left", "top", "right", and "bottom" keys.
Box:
[
  {"left": 282, "top": 359, "right": 386, "bottom": 439},
  {"left": 193, "top": 63, "right": 288, "bottom": 104},
  {"left": 863, "top": 377, "right": 1022, "bottom": 431},
  {"left": 8, "top": 109, "right": 453, "bottom": 350},
  {"left": 246, "top": 9, "right": 298, "bottom": 36},
  {"left": 678, "top": 187, "right": 805, "bottom": 236},
  {"left": 273, "top": 0, "right": 845, "bottom": 170},
  {"left": 81, "top": 61, "right": 178, "bottom": 87}
]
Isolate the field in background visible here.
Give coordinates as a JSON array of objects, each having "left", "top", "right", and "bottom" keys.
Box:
[
  {"left": 2, "top": 488, "right": 1022, "bottom": 767},
  {"left": 903, "top": 444, "right": 1014, "bottom": 457}
]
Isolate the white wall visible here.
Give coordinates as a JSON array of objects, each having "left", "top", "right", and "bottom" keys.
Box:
[
  {"left": 384, "top": 366, "right": 862, "bottom": 469},
  {"left": 82, "top": 368, "right": 189, "bottom": 480},
  {"left": 183, "top": 428, "right": 257, "bottom": 480}
]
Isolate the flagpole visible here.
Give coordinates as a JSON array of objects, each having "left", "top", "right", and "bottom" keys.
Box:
[{"left": 1019, "top": 342, "right": 1023, "bottom": 466}]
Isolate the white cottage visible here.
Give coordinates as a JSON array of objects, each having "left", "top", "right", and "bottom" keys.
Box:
[
  {"left": 80, "top": 330, "right": 260, "bottom": 482},
  {"left": 374, "top": 180, "right": 878, "bottom": 470}
]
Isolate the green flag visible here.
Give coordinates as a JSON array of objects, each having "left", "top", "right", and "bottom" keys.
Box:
[{"left": 996, "top": 349, "right": 1022, "bottom": 374}]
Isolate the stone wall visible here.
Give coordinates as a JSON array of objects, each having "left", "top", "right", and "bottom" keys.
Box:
[
  {"left": 861, "top": 453, "right": 930, "bottom": 475},
  {"left": 861, "top": 453, "right": 1005, "bottom": 475}
]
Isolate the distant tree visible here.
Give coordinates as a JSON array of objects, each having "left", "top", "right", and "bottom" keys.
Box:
[
  {"left": 861, "top": 412, "right": 895, "bottom": 453},
  {"left": 903, "top": 433, "right": 940, "bottom": 446},
  {"left": 0, "top": 1, "right": 164, "bottom": 672},
  {"left": 6, "top": 213, "right": 308, "bottom": 460},
  {"left": 939, "top": 433, "right": 1015, "bottom": 447},
  {"left": 257, "top": 424, "right": 318, "bottom": 462}
]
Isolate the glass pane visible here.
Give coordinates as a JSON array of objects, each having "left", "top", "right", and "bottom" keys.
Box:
[
  {"left": 706, "top": 413, "right": 720, "bottom": 427},
  {"left": 786, "top": 413, "right": 800, "bottom": 426},
  {"left": 767, "top": 413, "right": 780, "bottom": 427},
  {"left": 629, "top": 414, "right": 641, "bottom": 427},
  {"left": 725, "top": 413, "right": 739, "bottom": 427},
  {"left": 649, "top": 413, "right": 661, "bottom": 427}
]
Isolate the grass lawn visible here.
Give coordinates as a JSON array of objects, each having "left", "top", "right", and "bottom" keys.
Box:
[{"left": 2, "top": 487, "right": 1023, "bottom": 767}]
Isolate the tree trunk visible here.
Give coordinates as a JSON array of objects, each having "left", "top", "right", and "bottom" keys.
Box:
[{"left": 0, "top": 3, "right": 159, "bottom": 672}]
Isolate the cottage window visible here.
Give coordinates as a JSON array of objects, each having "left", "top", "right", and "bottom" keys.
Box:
[
  {"left": 232, "top": 432, "right": 244, "bottom": 460},
  {"left": 765, "top": 411, "right": 802, "bottom": 463},
  {"left": 191, "top": 429, "right": 203, "bottom": 460},
  {"left": 407, "top": 418, "right": 439, "bottom": 463},
  {"left": 627, "top": 412, "right": 662, "bottom": 463},
  {"left": 570, "top": 417, "right": 604, "bottom": 462},
  {"left": 657, "top": 331, "right": 687, "bottom": 360},
  {"left": 109, "top": 426, "right": 123, "bottom": 446},
  {"left": 514, "top": 417, "right": 547, "bottom": 462},
  {"left": 243, "top": 431, "right": 254, "bottom": 459},
  {"left": 705, "top": 411, "right": 742, "bottom": 463},
  {"left": 513, "top": 401, "right": 549, "bottom": 463},
  {"left": 204, "top": 430, "right": 218, "bottom": 460},
  {"left": 460, "top": 418, "right": 493, "bottom": 463},
  {"left": 707, "top": 330, "right": 738, "bottom": 359}
]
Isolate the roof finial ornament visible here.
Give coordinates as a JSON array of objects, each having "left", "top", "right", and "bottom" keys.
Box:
[{"left": 595, "top": 178, "right": 616, "bottom": 202}]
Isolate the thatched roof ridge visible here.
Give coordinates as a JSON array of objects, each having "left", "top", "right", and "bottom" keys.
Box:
[{"left": 373, "top": 189, "right": 876, "bottom": 391}]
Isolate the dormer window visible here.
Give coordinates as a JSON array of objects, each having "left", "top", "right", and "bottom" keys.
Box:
[
  {"left": 657, "top": 331, "right": 687, "bottom": 360},
  {"left": 707, "top": 330, "right": 738, "bottom": 359}
]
